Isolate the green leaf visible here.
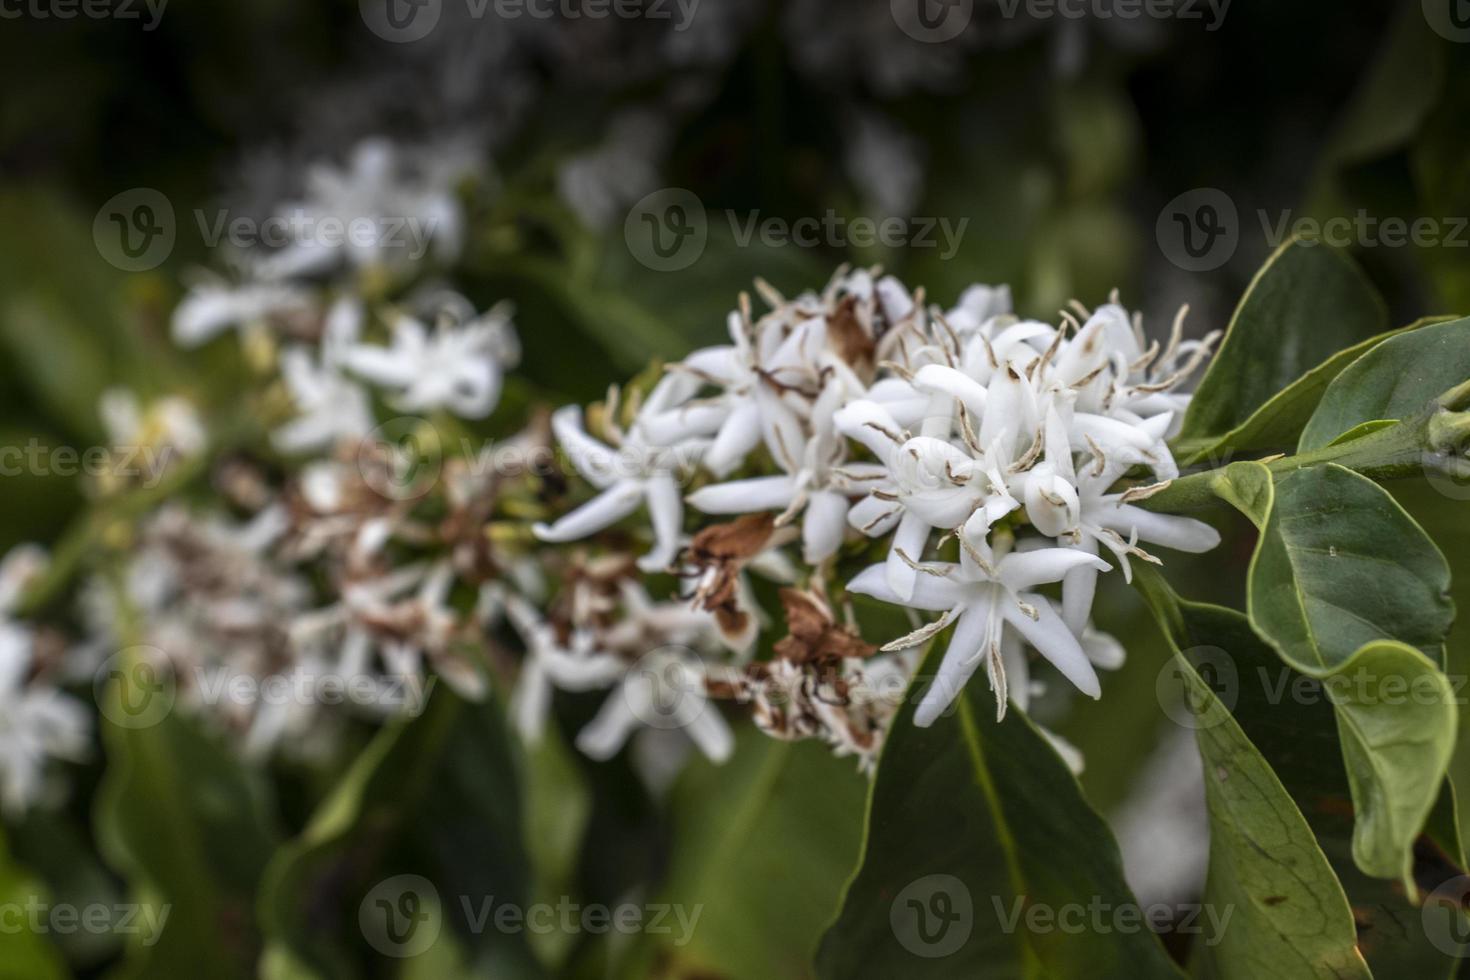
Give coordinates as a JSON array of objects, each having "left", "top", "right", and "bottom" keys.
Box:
[
  {"left": 259, "top": 690, "right": 541, "bottom": 980},
  {"left": 95, "top": 671, "right": 281, "bottom": 980},
  {"left": 1299, "top": 316, "right": 1470, "bottom": 451},
  {"left": 649, "top": 726, "right": 866, "bottom": 980},
  {"left": 1174, "top": 318, "right": 1444, "bottom": 466},
  {"left": 0, "top": 829, "right": 70, "bottom": 980},
  {"left": 517, "top": 725, "right": 590, "bottom": 971},
  {"left": 1249, "top": 464, "right": 1454, "bottom": 669},
  {"left": 1178, "top": 238, "right": 1386, "bottom": 444},
  {"left": 1332, "top": 641, "right": 1458, "bottom": 884},
  {"left": 816, "top": 649, "right": 1183, "bottom": 980},
  {"left": 1135, "top": 572, "right": 1372, "bottom": 980},
  {"left": 1136, "top": 570, "right": 1459, "bottom": 976},
  {"left": 1240, "top": 464, "right": 1457, "bottom": 885}
]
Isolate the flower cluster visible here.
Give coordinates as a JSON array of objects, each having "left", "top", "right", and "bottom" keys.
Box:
[{"left": 532, "top": 267, "right": 1222, "bottom": 762}]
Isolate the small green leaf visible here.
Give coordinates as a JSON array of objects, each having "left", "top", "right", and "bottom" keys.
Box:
[
  {"left": 1179, "top": 238, "right": 1386, "bottom": 444},
  {"left": 816, "top": 648, "right": 1183, "bottom": 979},
  {"left": 1332, "top": 641, "right": 1457, "bottom": 883},
  {"left": 1299, "top": 316, "right": 1470, "bottom": 451}
]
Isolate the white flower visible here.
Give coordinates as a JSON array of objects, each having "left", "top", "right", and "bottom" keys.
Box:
[
  {"left": 575, "top": 648, "right": 733, "bottom": 764},
  {"left": 99, "top": 389, "right": 208, "bottom": 472},
  {"left": 687, "top": 382, "right": 884, "bottom": 564},
  {"left": 0, "top": 547, "right": 88, "bottom": 814},
  {"left": 255, "top": 138, "right": 466, "bottom": 279},
  {"left": 171, "top": 278, "right": 314, "bottom": 348},
  {"left": 342, "top": 301, "right": 518, "bottom": 419},
  {"left": 532, "top": 403, "right": 702, "bottom": 573},
  {"left": 848, "top": 536, "right": 1110, "bottom": 726},
  {"left": 503, "top": 595, "right": 624, "bottom": 744},
  {"left": 273, "top": 297, "right": 374, "bottom": 453}
]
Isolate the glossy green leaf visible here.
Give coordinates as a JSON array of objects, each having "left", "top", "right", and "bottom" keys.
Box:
[
  {"left": 1138, "top": 570, "right": 1456, "bottom": 977},
  {"left": 815, "top": 648, "right": 1183, "bottom": 980},
  {"left": 1249, "top": 464, "right": 1454, "bottom": 669},
  {"left": 1174, "top": 318, "right": 1443, "bottom": 466},
  {"left": 1241, "top": 464, "right": 1457, "bottom": 884},
  {"left": 1178, "top": 238, "right": 1386, "bottom": 444},
  {"left": 642, "top": 726, "right": 865, "bottom": 980},
  {"left": 1136, "top": 572, "right": 1372, "bottom": 980},
  {"left": 1299, "top": 316, "right": 1470, "bottom": 451}
]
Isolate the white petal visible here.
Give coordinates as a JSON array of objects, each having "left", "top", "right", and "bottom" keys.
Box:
[
  {"left": 846, "top": 561, "right": 967, "bottom": 612},
  {"left": 998, "top": 548, "right": 1110, "bottom": 593},
  {"left": 533, "top": 481, "right": 644, "bottom": 542},
  {"left": 1002, "top": 596, "right": 1101, "bottom": 699},
  {"left": 801, "top": 490, "right": 849, "bottom": 564},
  {"left": 575, "top": 687, "right": 642, "bottom": 760},
  {"left": 551, "top": 406, "right": 618, "bottom": 489},
  {"left": 915, "top": 601, "right": 992, "bottom": 727},
  {"left": 702, "top": 401, "right": 763, "bottom": 477},
  {"left": 912, "top": 364, "right": 988, "bottom": 416},
  {"left": 682, "top": 703, "right": 734, "bottom": 763},
  {"left": 848, "top": 494, "right": 902, "bottom": 537},
  {"left": 638, "top": 473, "right": 684, "bottom": 573},
  {"left": 687, "top": 476, "right": 798, "bottom": 514},
  {"left": 1098, "top": 503, "right": 1220, "bottom": 553},
  {"left": 885, "top": 510, "right": 929, "bottom": 601},
  {"left": 1061, "top": 539, "right": 1100, "bottom": 635}
]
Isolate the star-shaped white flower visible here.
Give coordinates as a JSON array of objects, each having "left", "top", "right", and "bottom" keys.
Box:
[
  {"left": 533, "top": 404, "right": 702, "bottom": 573},
  {"left": 343, "top": 302, "right": 518, "bottom": 419},
  {"left": 847, "top": 537, "right": 1109, "bottom": 726}
]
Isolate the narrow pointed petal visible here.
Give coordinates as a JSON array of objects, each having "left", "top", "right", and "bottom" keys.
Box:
[
  {"left": 638, "top": 473, "right": 683, "bottom": 572},
  {"left": 703, "top": 400, "right": 763, "bottom": 477},
  {"left": 575, "top": 686, "right": 641, "bottom": 760},
  {"left": 1098, "top": 503, "right": 1220, "bottom": 553},
  {"left": 533, "top": 481, "right": 643, "bottom": 542},
  {"left": 687, "top": 476, "right": 798, "bottom": 514},
  {"left": 998, "top": 548, "right": 1110, "bottom": 592},
  {"left": 915, "top": 602, "right": 992, "bottom": 727},
  {"left": 846, "top": 561, "right": 967, "bottom": 612},
  {"left": 885, "top": 510, "right": 928, "bottom": 601},
  {"left": 1002, "top": 596, "right": 1101, "bottom": 699}
]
